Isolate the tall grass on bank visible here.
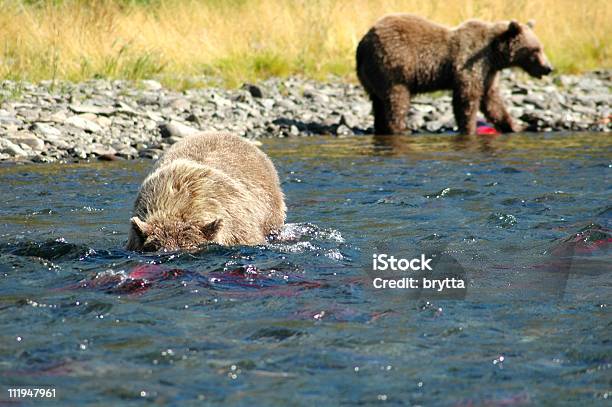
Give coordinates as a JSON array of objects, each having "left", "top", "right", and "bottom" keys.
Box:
[{"left": 0, "top": 0, "right": 609, "bottom": 88}]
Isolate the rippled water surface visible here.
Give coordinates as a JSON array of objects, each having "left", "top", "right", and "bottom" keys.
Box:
[{"left": 0, "top": 133, "right": 610, "bottom": 405}]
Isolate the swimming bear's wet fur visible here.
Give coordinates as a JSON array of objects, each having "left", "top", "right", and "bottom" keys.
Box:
[
  {"left": 126, "top": 133, "right": 286, "bottom": 251},
  {"left": 356, "top": 14, "right": 553, "bottom": 135}
]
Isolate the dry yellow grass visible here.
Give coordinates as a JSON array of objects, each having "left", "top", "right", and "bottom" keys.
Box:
[{"left": 0, "top": 0, "right": 609, "bottom": 88}]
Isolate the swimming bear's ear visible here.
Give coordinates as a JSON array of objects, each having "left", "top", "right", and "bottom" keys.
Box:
[
  {"left": 526, "top": 20, "right": 535, "bottom": 29},
  {"left": 131, "top": 217, "right": 150, "bottom": 238},
  {"left": 200, "top": 219, "right": 222, "bottom": 239}
]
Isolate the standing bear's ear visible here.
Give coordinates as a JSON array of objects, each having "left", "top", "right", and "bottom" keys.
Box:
[
  {"left": 526, "top": 20, "right": 535, "bottom": 29},
  {"left": 507, "top": 20, "right": 522, "bottom": 37}
]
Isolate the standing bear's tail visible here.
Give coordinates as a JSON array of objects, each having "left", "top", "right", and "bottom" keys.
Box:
[
  {"left": 355, "top": 30, "right": 380, "bottom": 98},
  {"left": 355, "top": 37, "right": 367, "bottom": 88}
]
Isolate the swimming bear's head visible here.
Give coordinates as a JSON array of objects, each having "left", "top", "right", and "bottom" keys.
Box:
[{"left": 128, "top": 216, "right": 222, "bottom": 252}]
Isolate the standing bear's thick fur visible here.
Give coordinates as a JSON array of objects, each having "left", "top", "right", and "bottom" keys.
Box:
[
  {"left": 126, "top": 133, "right": 286, "bottom": 252},
  {"left": 356, "top": 14, "right": 553, "bottom": 135}
]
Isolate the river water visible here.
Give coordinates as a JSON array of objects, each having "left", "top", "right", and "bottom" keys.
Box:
[{"left": 0, "top": 133, "right": 610, "bottom": 405}]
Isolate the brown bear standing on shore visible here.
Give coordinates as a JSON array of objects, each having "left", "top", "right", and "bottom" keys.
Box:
[
  {"left": 126, "top": 133, "right": 286, "bottom": 252},
  {"left": 356, "top": 14, "right": 553, "bottom": 135}
]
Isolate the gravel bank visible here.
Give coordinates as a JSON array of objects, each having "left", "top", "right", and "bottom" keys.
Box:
[{"left": 0, "top": 70, "right": 609, "bottom": 163}]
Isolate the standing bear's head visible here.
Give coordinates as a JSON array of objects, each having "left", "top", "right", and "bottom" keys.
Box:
[{"left": 497, "top": 20, "right": 553, "bottom": 78}]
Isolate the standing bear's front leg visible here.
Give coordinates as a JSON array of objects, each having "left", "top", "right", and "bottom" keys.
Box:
[
  {"left": 480, "top": 77, "right": 523, "bottom": 133},
  {"left": 452, "top": 81, "right": 481, "bottom": 135}
]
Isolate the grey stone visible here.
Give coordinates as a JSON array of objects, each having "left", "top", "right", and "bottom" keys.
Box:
[
  {"left": 7, "top": 132, "right": 45, "bottom": 151},
  {"left": 571, "top": 105, "right": 596, "bottom": 115},
  {"left": 426, "top": 120, "right": 443, "bottom": 133},
  {"left": 159, "top": 120, "right": 200, "bottom": 139},
  {"left": 336, "top": 124, "right": 353, "bottom": 136},
  {"left": 146, "top": 111, "right": 164, "bottom": 122},
  {"left": 211, "top": 94, "right": 232, "bottom": 108},
  {"left": 412, "top": 104, "right": 435, "bottom": 114},
  {"left": 0, "top": 139, "right": 29, "bottom": 157},
  {"left": 71, "top": 146, "right": 88, "bottom": 159},
  {"left": 407, "top": 113, "right": 425, "bottom": 130},
  {"left": 276, "top": 99, "right": 296, "bottom": 111},
  {"left": 31, "top": 122, "right": 61, "bottom": 137},
  {"left": 65, "top": 115, "right": 103, "bottom": 133},
  {"left": 259, "top": 99, "right": 275, "bottom": 110},
  {"left": 90, "top": 143, "right": 117, "bottom": 156},
  {"left": 46, "top": 137, "right": 70, "bottom": 150},
  {"left": 69, "top": 104, "right": 115, "bottom": 116},
  {"left": 139, "top": 148, "right": 162, "bottom": 160},
  {"left": 48, "top": 110, "right": 68, "bottom": 123},
  {"left": 0, "top": 115, "right": 21, "bottom": 126},
  {"left": 141, "top": 80, "right": 163, "bottom": 91},
  {"left": 289, "top": 125, "right": 300, "bottom": 136},
  {"left": 339, "top": 114, "right": 358, "bottom": 128},
  {"left": 169, "top": 98, "right": 191, "bottom": 111}
]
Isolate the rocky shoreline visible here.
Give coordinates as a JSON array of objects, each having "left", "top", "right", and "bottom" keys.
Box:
[{"left": 0, "top": 70, "right": 609, "bottom": 163}]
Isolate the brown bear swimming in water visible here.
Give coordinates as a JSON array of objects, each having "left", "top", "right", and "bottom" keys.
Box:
[
  {"left": 126, "top": 133, "right": 286, "bottom": 252},
  {"left": 356, "top": 14, "right": 553, "bottom": 135}
]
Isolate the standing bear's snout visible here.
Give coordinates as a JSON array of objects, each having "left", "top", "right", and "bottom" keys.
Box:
[
  {"left": 534, "top": 59, "right": 553, "bottom": 78},
  {"left": 542, "top": 62, "right": 554, "bottom": 76},
  {"left": 536, "top": 52, "right": 554, "bottom": 77}
]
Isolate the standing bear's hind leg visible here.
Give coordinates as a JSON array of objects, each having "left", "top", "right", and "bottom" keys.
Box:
[
  {"left": 372, "top": 85, "right": 410, "bottom": 135},
  {"left": 371, "top": 95, "right": 390, "bottom": 135},
  {"left": 385, "top": 85, "right": 411, "bottom": 135}
]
